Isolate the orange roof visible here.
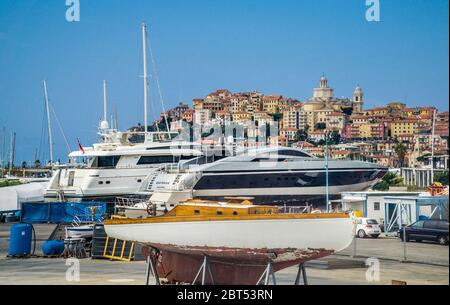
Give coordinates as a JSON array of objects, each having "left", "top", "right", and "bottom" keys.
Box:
[
  {"left": 392, "top": 119, "right": 419, "bottom": 123},
  {"left": 263, "top": 95, "right": 282, "bottom": 100}
]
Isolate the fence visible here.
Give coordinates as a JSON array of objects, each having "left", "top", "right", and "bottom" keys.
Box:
[{"left": 21, "top": 202, "right": 107, "bottom": 224}]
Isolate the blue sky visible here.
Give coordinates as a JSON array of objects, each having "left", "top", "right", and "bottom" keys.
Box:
[{"left": 0, "top": 0, "right": 448, "bottom": 164}]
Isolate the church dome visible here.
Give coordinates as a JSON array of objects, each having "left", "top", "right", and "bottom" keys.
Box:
[{"left": 354, "top": 85, "right": 363, "bottom": 93}]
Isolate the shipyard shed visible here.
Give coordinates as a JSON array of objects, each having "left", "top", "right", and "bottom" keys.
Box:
[{"left": 339, "top": 191, "right": 449, "bottom": 233}]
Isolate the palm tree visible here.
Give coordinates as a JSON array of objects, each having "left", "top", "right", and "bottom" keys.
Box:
[{"left": 394, "top": 143, "right": 408, "bottom": 167}]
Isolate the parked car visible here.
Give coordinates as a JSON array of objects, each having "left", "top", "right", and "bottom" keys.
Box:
[
  {"left": 355, "top": 218, "right": 381, "bottom": 238},
  {"left": 398, "top": 219, "right": 449, "bottom": 245}
]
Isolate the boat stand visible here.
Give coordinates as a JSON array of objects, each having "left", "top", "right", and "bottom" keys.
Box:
[
  {"left": 145, "top": 256, "right": 160, "bottom": 285},
  {"left": 294, "top": 263, "right": 308, "bottom": 285},
  {"left": 192, "top": 256, "right": 215, "bottom": 285},
  {"left": 256, "top": 261, "right": 277, "bottom": 285}
]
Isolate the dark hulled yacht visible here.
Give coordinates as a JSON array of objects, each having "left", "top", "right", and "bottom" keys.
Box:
[{"left": 139, "top": 147, "right": 388, "bottom": 205}]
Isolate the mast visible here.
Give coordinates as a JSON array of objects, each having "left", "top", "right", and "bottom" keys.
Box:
[
  {"left": 99, "top": 79, "right": 109, "bottom": 133},
  {"left": 114, "top": 105, "right": 119, "bottom": 130},
  {"left": 9, "top": 132, "right": 15, "bottom": 174},
  {"left": 103, "top": 80, "right": 108, "bottom": 122},
  {"left": 142, "top": 22, "right": 149, "bottom": 135},
  {"left": 1, "top": 127, "right": 5, "bottom": 176},
  {"left": 430, "top": 109, "right": 436, "bottom": 184},
  {"left": 43, "top": 80, "right": 54, "bottom": 165}
]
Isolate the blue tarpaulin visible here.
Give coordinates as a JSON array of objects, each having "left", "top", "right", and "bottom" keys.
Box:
[{"left": 21, "top": 202, "right": 107, "bottom": 224}]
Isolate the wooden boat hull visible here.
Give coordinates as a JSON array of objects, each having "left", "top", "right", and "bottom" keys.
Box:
[
  {"left": 142, "top": 243, "right": 334, "bottom": 285},
  {"left": 105, "top": 215, "right": 354, "bottom": 284}
]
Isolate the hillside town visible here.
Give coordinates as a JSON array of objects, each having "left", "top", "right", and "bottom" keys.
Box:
[{"left": 151, "top": 76, "right": 449, "bottom": 171}]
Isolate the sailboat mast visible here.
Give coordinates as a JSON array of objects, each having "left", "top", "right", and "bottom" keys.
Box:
[
  {"left": 9, "top": 131, "right": 15, "bottom": 174},
  {"left": 43, "top": 80, "right": 54, "bottom": 165},
  {"left": 1, "top": 127, "right": 5, "bottom": 176},
  {"left": 142, "top": 22, "right": 149, "bottom": 135}
]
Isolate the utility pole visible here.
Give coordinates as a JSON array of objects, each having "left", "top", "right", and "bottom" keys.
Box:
[
  {"left": 430, "top": 109, "right": 436, "bottom": 184},
  {"left": 325, "top": 130, "right": 330, "bottom": 212}
]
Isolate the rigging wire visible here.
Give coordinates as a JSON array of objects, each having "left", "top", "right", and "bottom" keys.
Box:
[
  {"left": 147, "top": 28, "right": 171, "bottom": 136},
  {"left": 37, "top": 103, "right": 46, "bottom": 163},
  {"left": 50, "top": 104, "right": 72, "bottom": 154},
  {"left": 142, "top": 25, "right": 159, "bottom": 133}
]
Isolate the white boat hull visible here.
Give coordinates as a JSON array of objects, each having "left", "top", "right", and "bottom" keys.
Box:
[{"left": 104, "top": 217, "right": 354, "bottom": 251}]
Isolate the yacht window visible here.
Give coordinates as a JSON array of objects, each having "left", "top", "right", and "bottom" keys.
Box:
[
  {"left": 278, "top": 150, "right": 311, "bottom": 157},
  {"left": 194, "top": 210, "right": 200, "bottom": 215},
  {"left": 98, "top": 181, "right": 103, "bottom": 185},
  {"left": 216, "top": 211, "right": 223, "bottom": 215},
  {"left": 137, "top": 155, "right": 195, "bottom": 165},
  {"left": 233, "top": 211, "right": 238, "bottom": 216},
  {"left": 252, "top": 158, "right": 287, "bottom": 162},
  {"left": 97, "top": 156, "right": 121, "bottom": 168}
]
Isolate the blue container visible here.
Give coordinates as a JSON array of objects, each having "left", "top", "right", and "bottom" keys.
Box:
[
  {"left": 42, "top": 240, "right": 65, "bottom": 256},
  {"left": 9, "top": 224, "right": 32, "bottom": 256}
]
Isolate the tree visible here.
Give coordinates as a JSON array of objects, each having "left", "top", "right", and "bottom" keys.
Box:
[
  {"left": 394, "top": 143, "right": 408, "bottom": 167},
  {"left": 434, "top": 170, "right": 449, "bottom": 185},
  {"left": 296, "top": 129, "right": 308, "bottom": 142},
  {"left": 372, "top": 172, "right": 404, "bottom": 191},
  {"left": 329, "top": 130, "right": 341, "bottom": 145},
  {"left": 34, "top": 160, "right": 41, "bottom": 168},
  {"left": 315, "top": 122, "right": 326, "bottom": 130},
  {"left": 340, "top": 106, "right": 353, "bottom": 116},
  {"left": 269, "top": 112, "right": 282, "bottom": 122}
]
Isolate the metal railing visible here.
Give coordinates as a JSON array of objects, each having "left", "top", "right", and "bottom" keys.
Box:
[{"left": 278, "top": 205, "right": 311, "bottom": 214}]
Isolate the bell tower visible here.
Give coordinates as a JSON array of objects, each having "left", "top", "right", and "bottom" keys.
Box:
[{"left": 353, "top": 85, "right": 364, "bottom": 113}]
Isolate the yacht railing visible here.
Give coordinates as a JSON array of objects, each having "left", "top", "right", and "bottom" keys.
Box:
[
  {"left": 114, "top": 197, "right": 148, "bottom": 215},
  {"left": 278, "top": 205, "right": 311, "bottom": 214}
]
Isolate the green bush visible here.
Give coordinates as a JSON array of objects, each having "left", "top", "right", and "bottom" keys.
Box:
[
  {"left": 434, "top": 170, "right": 449, "bottom": 185},
  {"left": 372, "top": 172, "right": 403, "bottom": 191}
]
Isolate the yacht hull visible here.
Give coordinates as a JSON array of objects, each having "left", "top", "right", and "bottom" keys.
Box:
[
  {"left": 192, "top": 181, "right": 375, "bottom": 204},
  {"left": 45, "top": 167, "right": 155, "bottom": 199}
]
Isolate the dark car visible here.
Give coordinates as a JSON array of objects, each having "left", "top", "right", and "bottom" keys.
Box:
[{"left": 398, "top": 219, "right": 449, "bottom": 245}]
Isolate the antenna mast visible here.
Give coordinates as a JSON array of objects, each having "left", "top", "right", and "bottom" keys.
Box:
[
  {"left": 103, "top": 80, "right": 108, "bottom": 122},
  {"left": 142, "top": 22, "right": 149, "bottom": 135},
  {"left": 43, "top": 80, "right": 54, "bottom": 166}
]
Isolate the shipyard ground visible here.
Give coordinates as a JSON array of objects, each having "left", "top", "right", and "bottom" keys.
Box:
[{"left": 0, "top": 224, "right": 448, "bottom": 285}]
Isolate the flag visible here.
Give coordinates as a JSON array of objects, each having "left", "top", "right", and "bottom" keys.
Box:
[{"left": 77, "top": 137, "right": 86, "bottom": 154}]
